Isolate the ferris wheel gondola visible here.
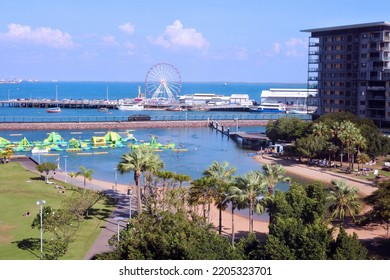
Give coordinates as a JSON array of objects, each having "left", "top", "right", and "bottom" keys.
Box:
[{"left": 145, "top": 63, "right": 182, "bottom": 101}]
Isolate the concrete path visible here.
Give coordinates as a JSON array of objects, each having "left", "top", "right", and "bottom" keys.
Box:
[{"left": 14, "top": 156, "right": 132, "bottom": 260}]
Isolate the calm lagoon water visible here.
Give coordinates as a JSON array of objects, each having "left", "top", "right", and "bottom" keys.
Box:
[{"left": 0, "top": 81, "right": 294, "bottom": 193}]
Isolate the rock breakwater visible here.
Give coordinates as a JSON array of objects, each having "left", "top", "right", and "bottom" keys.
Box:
[{"left": 0, "top": 120, "right": 270, "bottom": 130}]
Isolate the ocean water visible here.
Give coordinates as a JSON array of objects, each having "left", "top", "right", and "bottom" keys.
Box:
[
  {"left": 0, "top": 81, "right": 306, "bottom": 102},
  {"left": 0, "top": 82, "right": 298, "bottom": 188}
]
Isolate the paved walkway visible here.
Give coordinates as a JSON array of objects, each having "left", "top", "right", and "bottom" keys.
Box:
[{"left": 14, "top": 156, "right": 132, "bottom": 260}]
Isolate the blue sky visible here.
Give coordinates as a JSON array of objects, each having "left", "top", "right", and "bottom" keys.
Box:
[{"left": 1, "top": 0, "right": 390, "bottom": 82}]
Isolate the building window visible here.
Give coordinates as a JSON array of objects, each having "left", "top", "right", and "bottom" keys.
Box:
[
  {"left": 361, "top": 53, "right": 367, "bottom": 58},
  {"left": 362, "top": 34, "right": 368, "bottom": 39}
]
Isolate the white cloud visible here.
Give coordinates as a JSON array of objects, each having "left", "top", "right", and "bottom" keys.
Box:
[
  {"left": 0, "top": 23, "right": 75, "bottom": 48},
  {"left": 150, "top": 20, "right": 209, "bottom": 50},
  {"left": 124, "top": 41, "right": 136, "bottom": 55},
  {"left": 272, "top": 43, "right": 281, "bottom": 55},
  {"left": 102, "top": 35, "right": 118, "bottom": 46},
  {"left": 284, "top": 38, "right": 307, "bottom": 57},
  {"left": 119, "top": 22, "right": 135, "bottom": 35},
  {"left": 235, "top": 47, "right": 248, "bottom": 61},
  {"left": 269, "top": 37, "right": 307, "bottom": 57}
]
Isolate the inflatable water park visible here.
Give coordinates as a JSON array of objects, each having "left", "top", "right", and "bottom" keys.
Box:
[{"left": 0, "top": 130, "right": 187, "bottom": 154}]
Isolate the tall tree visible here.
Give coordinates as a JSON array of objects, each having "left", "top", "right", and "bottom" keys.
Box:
[
  {"left": 362, "top": 179, "right": 390, "bottom": 237},
  {"left": 36, "top": 162, "right": 57, "bottom": 183},
  {"left": 203, "top": 161, "right": 236, "bottom": 235},
  {"left": 117, "top": 146, "right": 164, "bottom": 216},
  {"left": 75, "top": 166, "right": 94, "bottom": 189},
  {"left": 226, "top": 183, "right": 249, "bottom": 247},
  {"left": 327, "top": 180, "right": 362, "bottom": 227},
  {"left": 261, "top": 163, "right": 290, "bottom": 195},
  {"left": 188, "top": 176, "right": 216, "bottom": 223},
  {"left": 232, "top": 171, "right": 266, "bottom": 233}
]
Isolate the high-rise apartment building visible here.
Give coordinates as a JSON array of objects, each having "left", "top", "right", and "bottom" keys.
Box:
[{"left": 302, "top": 22, "right": 390, "bottom": 126}]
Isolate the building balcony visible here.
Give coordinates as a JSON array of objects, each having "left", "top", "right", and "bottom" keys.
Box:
[{"left": 367, "top": 86, "right": 386, "bottom": 91}]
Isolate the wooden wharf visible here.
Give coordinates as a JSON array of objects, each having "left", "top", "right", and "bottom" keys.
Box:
[{"left": 209, "top": 120, "right": 270, "bottom": 149}]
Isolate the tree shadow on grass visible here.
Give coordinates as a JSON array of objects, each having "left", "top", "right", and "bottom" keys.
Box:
[
  {"left": 12, "top": 237, "right": 40, "bottom": 259},
  {"left": 30, "top": 176, "right": 44, "bottom": 181}
]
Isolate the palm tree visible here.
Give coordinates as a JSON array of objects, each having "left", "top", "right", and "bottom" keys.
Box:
[
  {"left": 155, "top": 170, "right": 174, "bottom": 210},
  {"left": 338, "top": 121, "right": 361, "bottom": 169},
  {"left": 356, "top": 153, "right": 370, "bottom": 173},
  {"left": 226, "top": 183, "right": 247, "bottom": 247},
  {"left": 188, "top": 177, "right": 216, "bottom": 222},
  {"left": 173, "top": 173, "right": 191, "bottom": 189},
  {"left": 203, "top": 161, "right": 236, "bottom": 235},
  {"left": 75, "top": 166, "right": 94, "bottom": 189},
  {"left": 117, "top": 146, "right": 164, "bottom": 216},
  {"left": 261, "top": 163, "right": 290, "bottom": 195},
  {"left": 327, "top": 180, "right": 362, "bottom": 227},
  {"left": 232, "top": 171, "right": 266, "bottom": 233}
]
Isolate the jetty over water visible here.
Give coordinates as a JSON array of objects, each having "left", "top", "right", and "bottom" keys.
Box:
[
  {"left": 209, "top": 120, "right": 270, "bottom": 149},
  {"left": 0, "top": 99, "right": 120, "bottom": 109}
]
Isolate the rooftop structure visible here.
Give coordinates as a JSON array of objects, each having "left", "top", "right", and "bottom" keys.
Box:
[
  {"left": 302, "top": 21, "right": 390, "bottom": 126},
  {"left": 178, "top": 93, "right": 251, "bottom": 106},
  {"left": 260, "top": 88, "right": 318, "bottom": 108}
]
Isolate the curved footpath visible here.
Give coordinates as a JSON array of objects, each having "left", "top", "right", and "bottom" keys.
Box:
[
  {"left": 0, "top": 119, "right": 269, "bottom": 130},
  {"left": 15, "top": 157, "right": 131, "bottom": 259}
]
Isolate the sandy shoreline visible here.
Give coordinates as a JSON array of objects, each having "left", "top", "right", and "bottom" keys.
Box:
[
  {"left": 20, "top": 151, "right": 386, "bottom": 244},
  {"left": 59, "top": 156, "right": 386, "bottom": 241},
  {"left": 252, "top": 154, "right": 387, "bottom": 239}
]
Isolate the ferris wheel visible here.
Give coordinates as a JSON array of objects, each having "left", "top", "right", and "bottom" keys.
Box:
[{"left": 145, "top": 63, "right": 182, "bottom": 100}]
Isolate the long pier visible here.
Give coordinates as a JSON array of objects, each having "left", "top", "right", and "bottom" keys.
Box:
[
  {"left": 209, "top": 120, "right": 270, "bottom": 149},
  {"left": 0, "top": 99, "right": 121, "bottom": 109}
]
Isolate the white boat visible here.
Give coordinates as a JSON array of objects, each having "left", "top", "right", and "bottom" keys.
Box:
[
  {"left": 98, "top": 107, "right": 109, "bottom": 112},
  {"left": 287, "top": 109, "right": 308, "bottom": 114},
  {"left": 116, "top": 103, "right": 144, "bottom": 111},
  {"left": 250, "top": 102, "right": 286, "bottom": 113},
  {"left": 31, "top": 146, "right": 49, "bottom": 154},
  {"left": 46, "top": 107, "right": 61, "bottom": 113}
]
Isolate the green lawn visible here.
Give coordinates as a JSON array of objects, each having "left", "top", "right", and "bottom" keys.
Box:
[{"left": 0, "top": 162, "right": 115, "bottom": 260}]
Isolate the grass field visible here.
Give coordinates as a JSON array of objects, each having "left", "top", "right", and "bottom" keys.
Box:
[{"left": 0, "top": 162, "right": 115, "bottom": 260}]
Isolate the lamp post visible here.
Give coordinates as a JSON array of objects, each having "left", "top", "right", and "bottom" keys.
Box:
[
  {"left": 115, "top": 217, "right": 125, "bottom": 242},
  {"left": 36, "top": 199, "right": 46, "bottom": 259},
  {"left": 64, "top": 156, "right": 68, "bottom": 183}
]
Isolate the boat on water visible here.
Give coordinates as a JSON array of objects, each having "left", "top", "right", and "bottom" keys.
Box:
[
  {"left": 116, "top": 103, "right": 144, "bottom": 111},
  {"left": 250, "top": 102, "right": 286, "bottom": 113},
  {"left": 287, "top": 109, "right": 308, "bottom": 114},
  {"left": 98, "top": 107, "right": 109, "bottom": 112},
  {"left": 46, "top": 107, "right": 61, "bottom": 113},
  {"left": 166, "top": 106, "right": 187, "bottom": 111}
]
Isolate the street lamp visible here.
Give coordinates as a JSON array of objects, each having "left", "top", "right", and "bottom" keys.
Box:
[
  {"left": 115, "top": 217, "right": 125, "bottom": 242},
  {"left": 64, "top": 156, "right": 68, "bottom": 183},
  {"left": 36, "top": 199, "right": 46, "bottom": 259}
]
